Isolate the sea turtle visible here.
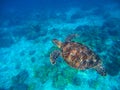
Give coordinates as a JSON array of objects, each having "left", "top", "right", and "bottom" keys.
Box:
[{"left": 50, "top": 34, "right": 107, "bottom": 76}]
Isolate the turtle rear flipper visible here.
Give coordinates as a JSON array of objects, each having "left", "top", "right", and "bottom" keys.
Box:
[
  {"left": 65, "top": 34, "right": 78, "bottom": 42},
  {"left": 50, "top": 50, "right": 60, "bottom": 65},
  {"left": 95, "top": 65, "right": 107, "bottom": 76}
]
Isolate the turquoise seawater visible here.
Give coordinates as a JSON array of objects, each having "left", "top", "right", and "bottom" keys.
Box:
[{"left": 0, "top": 0, "right": 120, "bottom": 90}]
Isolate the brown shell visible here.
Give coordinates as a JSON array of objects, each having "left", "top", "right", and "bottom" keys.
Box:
[{"left": 61, "top": 42, "right": 101, "bottom": 70}]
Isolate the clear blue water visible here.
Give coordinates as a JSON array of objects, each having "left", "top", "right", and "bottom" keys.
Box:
[{"left": 0, "top": 0, "right": 120, "bottom": 90}]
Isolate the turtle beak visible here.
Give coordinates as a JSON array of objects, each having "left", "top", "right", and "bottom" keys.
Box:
[{"left": 52, "top": 39, "right": 62, "bottom": 48}]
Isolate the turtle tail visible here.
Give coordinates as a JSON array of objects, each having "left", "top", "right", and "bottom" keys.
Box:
[{"left": 95, "top": 65, "right": 107, "bottom": 76}]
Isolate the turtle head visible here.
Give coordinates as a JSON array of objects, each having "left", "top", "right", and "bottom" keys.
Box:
[{"left": 52, "top": 39, "right": 62, "bottom": 48}]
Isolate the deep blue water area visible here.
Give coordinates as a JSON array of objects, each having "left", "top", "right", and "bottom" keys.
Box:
[{"left": 0, "top": 0, "right": 120, "bottom": 90}]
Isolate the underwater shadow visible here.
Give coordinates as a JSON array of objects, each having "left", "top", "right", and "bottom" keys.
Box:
[
  {"left": 106, "top": 41, "right": 120, "bottom": 76},
  {"left": 106, "top": 61, "right": 120, "bottom": 76}
]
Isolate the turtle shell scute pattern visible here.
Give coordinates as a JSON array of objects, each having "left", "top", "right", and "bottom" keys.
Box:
[{"left": 61, "top": 42, "right": 101, "bottom": 70}]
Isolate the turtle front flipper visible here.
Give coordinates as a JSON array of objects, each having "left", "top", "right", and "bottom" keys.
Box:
[
  {"left": 50, "top": 50, "right": 60, "bottom": 65},
  {"left": 94, "top": 65, "right": 107, "bottom": 76},
  {"left": 65, "top": 34, "right": 78, "bottom": 42}
]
